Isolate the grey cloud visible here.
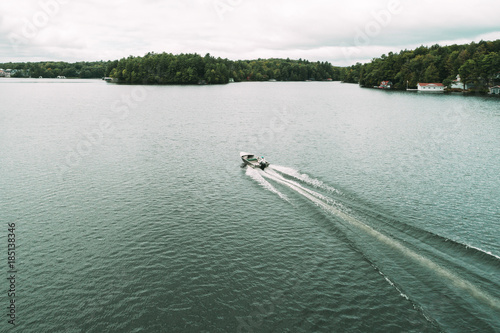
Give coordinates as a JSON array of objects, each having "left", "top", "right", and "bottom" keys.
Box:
[{"left": 0, "top": 0, "right": 499, "bottom": 65}]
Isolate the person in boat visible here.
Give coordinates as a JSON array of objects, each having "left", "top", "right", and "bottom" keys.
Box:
[{"left": 259, "top": 157, "right": 267, "bottom": 169}]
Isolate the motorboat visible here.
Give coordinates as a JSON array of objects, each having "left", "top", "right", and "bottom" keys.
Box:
[{"left": 240, "top": 152, "right": 270, "bottom": 170}]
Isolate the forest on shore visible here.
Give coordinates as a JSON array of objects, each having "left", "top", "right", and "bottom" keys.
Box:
[
  {"left": 341, "top": 40, "right": 500, "bottom": 91},
  {"left": 2, "top": 40, "right": 499, "bottom": 90},
  {"left": 105, "top": 53, "right": 341, "bottom": 84},
  {"left": 0, "top": 61, "right": 108, "bottom": 79},
  {"left": 0, "top": 54, "right": 341, "bottom": 83}
]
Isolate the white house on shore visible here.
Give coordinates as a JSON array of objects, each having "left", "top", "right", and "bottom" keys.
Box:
[
  {"left": 489, "top": 86, "right": 500, "bottom": 95},
  {"left": 450, "top": 74, "right": 471, "bottom": 90},
  {"left": 417, "top": 83, "right": 445, "bottom": 92}
]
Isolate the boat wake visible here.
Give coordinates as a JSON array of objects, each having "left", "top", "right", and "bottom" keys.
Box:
[
  {"left": 244, "top": 164, "right": 500, "bottom": 331},
  {"left": 245, "top": 167, "right": 289, "bottom": 202}
]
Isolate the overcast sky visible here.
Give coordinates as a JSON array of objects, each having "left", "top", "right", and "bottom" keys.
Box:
[{"left": 1, "top": 0, "right": 499, "bottom": 66}]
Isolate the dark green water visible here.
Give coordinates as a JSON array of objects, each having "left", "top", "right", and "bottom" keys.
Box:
[{"left": 1, "top": 79, "right": 499, "bottom": 332}]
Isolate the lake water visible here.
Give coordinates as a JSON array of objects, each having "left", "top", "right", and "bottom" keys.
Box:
[{"left": 1, "top": 78, "right": 499, "bottom": 332}]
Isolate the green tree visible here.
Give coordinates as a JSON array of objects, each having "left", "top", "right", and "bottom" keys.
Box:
[
  {"left": 424, "top": 63, "right": 440, "bottom": 82},
  {"left": 458, "top": 59, "right": 477, "bottom": 89}
]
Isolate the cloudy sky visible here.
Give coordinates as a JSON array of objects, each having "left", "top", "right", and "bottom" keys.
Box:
[{"left": 1, "top": 0, "right": 499, "bottom": 66}]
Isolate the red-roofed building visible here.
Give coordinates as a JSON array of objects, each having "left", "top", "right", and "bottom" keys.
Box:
[
  {"left": 378, "top": 80, "right": 392, "bottom": 89},
  {"left": 417, "top": 83, "right": 444, "bottom": 92}
]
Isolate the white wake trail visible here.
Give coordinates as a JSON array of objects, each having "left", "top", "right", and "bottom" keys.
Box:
[
  {"left": 270, "top": 165, "right": 343, "bottom": 195},
  {"left": 264, "top": 168, "right": 333, "bottom": 203},
  {"left": 245, "top": 167, "right": 289, "bottom": 202},
  {"left": 259, "top": 168, "right": 500, "bottom": 312},
  {"left": 265, "top": 168, "right": 346, "bottom": 210}
]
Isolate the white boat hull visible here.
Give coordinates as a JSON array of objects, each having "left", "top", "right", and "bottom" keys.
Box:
[{"left": 240, "top": 152, "right": 269, "bottom": 170}]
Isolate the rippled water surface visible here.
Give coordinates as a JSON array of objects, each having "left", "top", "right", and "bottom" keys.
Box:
[{"left": 1, "top": 79, "right": 499, "bottom": 332}]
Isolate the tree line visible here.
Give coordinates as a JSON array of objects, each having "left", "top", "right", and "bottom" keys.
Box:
[
  {"left": 7, "top": 40, "right": 497, "bottom": 88},
  {"left": 340, "top": 40, "right": 500, "bottom": 91},
  {"left": 105, "top": 53, "right": 341, "bottom": 84},
  {"left": 1, "top": 54, "right": 341, "bottom": 84},
  {"left": 0, "top": 61, "right": 108, "bottom": 78}
]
